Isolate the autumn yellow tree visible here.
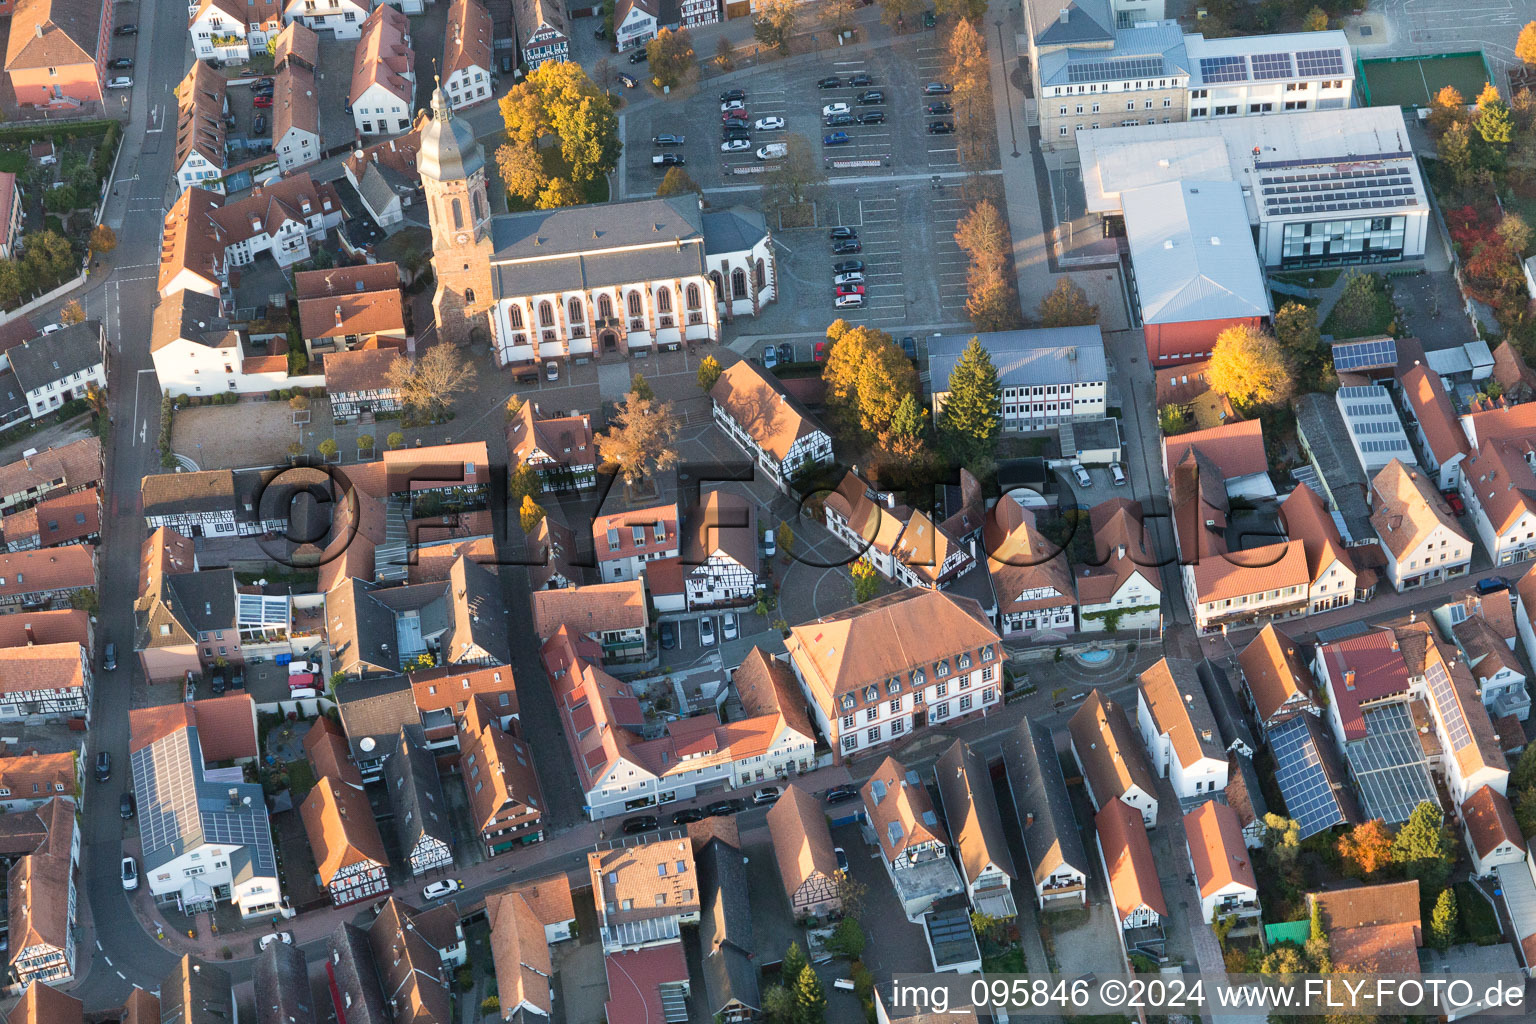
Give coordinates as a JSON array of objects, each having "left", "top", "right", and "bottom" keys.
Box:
[
  {"left": 1519, "top": 22, "right": 1536, "bottom": 67},
  {"left": 1427, "top": 84, "right": 1468, "bottom": 138},
  {"left": 59, "top": 299, "right": 86, "bottom": 325},
  {"left": 821, "top": 322, "right": 920, "bottom": 442},
  {"left": 1336, "top": 820, "right": 1394, "bottom": 878},
  {"left": 1209, "top": 323, "right": 1294, "bottom": 408}
]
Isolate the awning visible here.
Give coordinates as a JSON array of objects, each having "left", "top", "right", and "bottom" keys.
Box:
[{"left": 975, "top": 892, "right": 1018, "bottom": 919}]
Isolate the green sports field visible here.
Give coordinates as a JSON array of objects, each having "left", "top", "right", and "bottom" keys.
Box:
[{"left": 1357, "top": 52, "right": 1492, "bottom": 109}]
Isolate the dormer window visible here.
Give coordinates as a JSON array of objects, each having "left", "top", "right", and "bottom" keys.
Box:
[
  {"left": 841, "top": 694, "right": 855, "bottom": 711},
  {"left": 935, "top": 661, "right": 950, "bottom": 678},
  {"left": 958, "top": 653, "right": 973, "bottom": 670},
  {"left": 886, "top": 678, "right": 901, "bottom": 695},
  {"left": 982, "top": 646, "right": 995, "bottom": 662},
  {"left": 911, "top": 668, "right": 926, "bottom": 686},
  {"left": 864, "top": 684, "right": 878, "bottom": 703}
]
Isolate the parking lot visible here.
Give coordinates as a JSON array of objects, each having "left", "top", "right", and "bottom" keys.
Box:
[
  {"left": 625, "top": 35, "right": 979, "bottom": 192},
  {"left": 929, "top": 183, "right": 972, "bottom": 318}
]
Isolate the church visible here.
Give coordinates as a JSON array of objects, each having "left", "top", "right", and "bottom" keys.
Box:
[{"left": 416, "top": 84, "right": 777, "bottom": 366}]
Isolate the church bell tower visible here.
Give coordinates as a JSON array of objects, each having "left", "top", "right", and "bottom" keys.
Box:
[{"left": 418, "top": 80, "right": 494, "bottom": 349}]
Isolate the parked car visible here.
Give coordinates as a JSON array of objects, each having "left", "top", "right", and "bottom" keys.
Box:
[
  {"left": 121, "top": 856, "right": 137, "bottom": 890},
  {"left": 925, "top": 100, "right": 953, "bottom": 115},
  {"left": 103, "top": 642, "right": 117, "bottom": 671},
  {"left": 901, "top": 336, "right": 917, "bottom": 359},
  {"left": 833, "top": 259, "right": 865, "bottom": 274},
  {"left": 817, "top": 76, "right": 843, "bottom": 89},
  {"left": 856, "top": 111, "right": 886, "bottom": 125},
  {"left": 856, "top": 90, "right": 884, "bottom": 105},
  {"left": 752, "top": 786, "right": 783, "bottom": 805},
  {"left": 814, "top": 342, "right": 828, "bottom": 361},
  {"left": 622, "top": 814, "right": 658, "bottom": 834},
  {"left": 114, "top": 24, "right": 138, "bottom": 35},
  {"left": 755, "top": 143, "right": 787, "bottom": 160},
  {"left": 829, "top": 226, "right": 858, "bottom": 240},
  {"left": 1441, "top": 490, "right": 1466, "bottom": 516},
  {"left": 825, "top": 784, "right": 859, "bottom": 803},
  {"left": 704, "top": 799, "right": 742, "bottom": 817},
  {"left": 832, "top": 239, "right": 862, "bottom": 254},
  {"left": 834, "top": 294, "right": 864, "bottom": 309},
  {"left": 722, "top": 109, "right": 750, "bottom": 123},
  {"left": 835, "top": 284, "right": 865, "bottom": 297},
  {"left": 835, "top": 847, "right": 849, "bottom": 872},
  {"left": 670, "top": 807, "right": 705, "bottom": 825},
  {"left": 762, "top": 345, "right": 779, "bottom": 369},
  {"left": 545, "top": 360, "right": 560, "bottom": 381},
  {"left": 721, "top": 138, "right": 752, "bottom": 152},
  {"left": 96, "top": 752, "right": 110, "bottom": 783},
  {"left": 618, "top": 73, "right": 638, "bottom": 88},
  {"left": 822, "top": 131, "right": 851, "bottom": 146},
  {"left": 833, "top": 271, "right": 865, "bottom": 286},
  {"left": 849, "top": 73, "right": 874, "bottom": 87},
  {"left": 699, "top": 616, "right": 716, "bottom": 647},
  {"left": 720, "top": 89, "right": 747, "bottom": 103},
  {"left": 721, "top": 98, "right": 747, "bottom": 113},
  {"left": 824, "top": 114, "right": 854, "bottom": 128},
  {"left": 927, "top": 120, "right": 955, "bottom": 134},
  {"left": 822, "top": 102, "right": 851, "bottom": 117},
  {"left": 108, "top": 58, "right": 134, "bottom": 70},
  {"left": 422, "top": 879, "right": 462, "bottom": 901},
  {"left": 763, "top": 527, "right": 777, "bottom": 557},
  {"left": 652, "top": 152, "right": 686, "bottom": 167},
  {"left": 628, "top": 48, "right": 648, "bottom": 63},
  {"left": 107, "top": 76, "right": 133, "bottom": 89},
  {"left": 120, "top": 792, "right": 135, "bottom": 819},
  {"left": 1110, "top": 462, "right": 1126, "bottom": 485},
  {"left": 1072, "top": 464, "right": 1092, "bottom": 487},
  {"left": 211, "top": 673, "right": 226, "bottom": 695},
  {"left": 754, "top": 116, "right": 785, "bottom": 131},
  {"left": 1477, "top": 576, "right": 1509, "bottom": 595},
  {"left": 924, "top": 81, "right": 953, "bottom": 94},
  {"left": 722, "top": 611, "right": 739, "bottom": 640},
  {"left": 253, "top": 79, "right": 274, "bottom": 95},
  {"left": 259, "top": 933, "right": 294, "bottom": 950},
  {"left": 652, "top": 133, "right": 685, "bottom": 146},
  {"left": 254, "top": 94, "right": 273, "bottom": 108},
  {"left": 723, "top": 126, "right": 752, "bottom": 141},
  {"left": 777, "top": 342, "right": 794, "bottom": 364},
  {"left": 659, "top": 620, "right": 676, "bottom": 649},
  {"left": 253, "top": 114, "right": 267, "bottom": 134},
  {"left": 924, "top": 9, "right": 937, "bottom": 27}
]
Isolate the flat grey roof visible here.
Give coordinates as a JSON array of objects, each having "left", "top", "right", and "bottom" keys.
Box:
[{"left": 927, "top": 326, "right": 1107, "bottom": 392}]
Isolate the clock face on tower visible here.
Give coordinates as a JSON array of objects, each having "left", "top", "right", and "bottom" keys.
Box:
[{"left": 455, "top": 232, "right": 468, "bottom": 245}]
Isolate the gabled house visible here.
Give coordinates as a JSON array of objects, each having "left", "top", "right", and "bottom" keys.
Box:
[
  {"left": 1370, "top": 458, "right": 1473, "bottom": 590},
  {"left": 367, "top": 898, "right": 466, "bottom": 1022},
  {"left": 300, "top": 775, "right": 391, "bottom": 907},
  {"left": 1236, "top": 622, "right": 1322, "bottom": 730},
  {"left": 325, "top": 922, "right": 391, "bottom": 1024},
  {"left": 1095, "top": 797, "right": 1166, "bottom": 933},
  {"left": 1308, "top": 881, "right": 1422, "bottom": 973},
  {"left": 383, "top": 725, "right": 453, "bottom": 875},
  {"left": 0, "top": 438, "right": 101, "bottom": 515},
  {"left": 1076, "top": 497, "right": 1162, "bottom": 633},
  {"left": 821, "top": 471, "right": 975, "bottom": 591},
  {"left": 592, "top": 503, "right": 678, "bottom": 583},
  {"left": 350, "top": 4, "right": 414, "bottom": 137},
  {"left": 785, "top": 589, "right": 1003, "bottom": 761},
  {"left": 1462, "top": 784, "right": 1525, "bottom": 877},
  {"left": 1453, "top": 613, "right": 1529, "bottom": 723},
  {"left": 697, "top": 836, "right": 759, "bottom": 1022},
  {"left": 4, "top": 0, "right": 110, "bottom": 109},
  {"left": 999, "top": 718, "right": 1087, "bottom": 907},
  {"left": 527, "top": 516, "right": 580, "bottom": 591},
  {"left": 344, "top": 122, "right": 424, "bottom": 226},
  {"left": 174, "top": 61, "right": 228, "bottom": 195},
  {"left": 162, "top": 956, "right": 235, "bottom": 1024},
  {"left": 0, "top": 545, "right": 96, "bottom": 612},
  {"left": 681, "top": 491, "right": 758, "bottom": 609},
  {"left": 3, "top": 486, "right": 101, "bottom": 551},
  {"left": 530, "top": 580, "right": 649, "bottom": 663},
  {"left": 861, "top": 755, "right": 963, "bottom": 921},
  {"left": 443, "top": 0, "right": 494, "bottom": 110},
  {"left": 1069, "top": 689, "right": 1158, "bottom": 826},
  {"left": 1399, "top": 364, "right": 1469, "bottom": 491},
  {"left": 613, "top": 0, "right": 657, "bottom": 51},
  {"left": 458, "top": 696, "right": 545, "bottom": 856},
  {"left": 325, "top": 348, "right": 404, "bottom": 420},
  {"left": 281, "top": 0, "right": 371, "bottom": 38},
  {"left": 4, "top": 797, "right": 79, "bottom": 987},
  {"left": 335, "top": 676, "right": 417, "bottom": 780},
  {"left": 1460, "top": 435, "right": 1536, "bottom": 568},
  {"left": 1183, "top": 801, "right": 1260, "bottom": 924},
  {"left": 1197, "top": 658, "right": 1257, "bottom": 758},
  {"left": 0, "top": 643, "right": 91, "bottom": 723},
  {"left": 986, "top": 495, "right": 1075, "bottom": 638},
  {"left": 1135, "top": 657, "right": 1228, "bottom": 800},
  {"left": 1412, "top": 632, "right": 1509, "bottom": 806},
  {"left": 11, "top": 981, "right": 83, "bottom": 1024},
  {"left": 1225, "top": 752, "right": 1270, "bottom": 849},
  {"left": 765, "top": 782, "right": 843, "bottom": 921},
  {"left": 158, "top": 187, "right": 227, "bottom": 300},
  {"left": 272, "top": 61, "right": 320, "bottom": 173},
  {"left": 511, "top": 0, "right": 568, "bottom": 69},
  {"left": 150, "top": 290, "right": 283, "bottom": 398},
  {"left": 1280, "top": 483, "right": 1360, "bottom": 614},
  {"left": 508, "top": 401, "right": 597, "bottom": 491},
  {"left": 588, "top": 833, "right": 700, "bottom": 953},
  {"left": 272, "top": 19, "right": 320, "bottom": 71},
  {"left": 0, "top": 172, "right": 21, "bottom": 265},
  {"left": 0, "top": 751, "right": 77, "bottom": 813},
  {"left": 485, "top": 885, "right": 555, "bottom": 1020},
  {"left": 8, "top": 320, "right": 105, "bottom": 422},
  {"left": 129, "top": 702, "right": 279, "bottom": 920},
  {"left": 296, "top": 262, "right": 407, "bottom": 358},
  {"left": 189, "top": 0, "right": 257, "bottom": 64},
  {"left": 210, "top": 172, "right": 342, "bottom": 268},
  {"left": 709, "top": 360, "right": 834, "bottom": 494},
  {"left": 253, "top": 941, "right": 315, "bottom": 1024},
  {"left": 934, "top": 739, "right": 1017, "bottom": 918}
]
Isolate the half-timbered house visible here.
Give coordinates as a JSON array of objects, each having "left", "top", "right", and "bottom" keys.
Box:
[
  {"left": 765, "top": 783, "right": 843, "bottom": 920},
  {"left": 384, "top": 726, "right": 453, "bottom": 875},
  {"left": 301, "top": 776, "right": 391, "bottom": 907},
  {"left": 141, "top": 470, "right": 237, "bottom": 537},
  {"left": 709, "top": 360, "right": 833, "bottom": 494},
  {"left": 0, "top": 643, "right": 92, "bottom": 723},
  {"left": 681, "top": 492, "right": 757, "bottom": 610}
]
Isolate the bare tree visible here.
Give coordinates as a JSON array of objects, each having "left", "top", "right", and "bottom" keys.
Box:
[
  {"left": 387, "top": 346, "right": 477, "bottom": 417},
  {"left": 765, "top": 133, "right": 826, "bottom": 215},
  {"left": 599, "top": 391, "right": 681, "bottom": 486}
]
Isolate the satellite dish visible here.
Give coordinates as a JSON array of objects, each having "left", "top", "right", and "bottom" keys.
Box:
[{"left": 360, "top": 737, "right": 376, "bottom": 752}]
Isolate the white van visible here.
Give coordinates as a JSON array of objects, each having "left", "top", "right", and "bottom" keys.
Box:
[{"left": 755, "top": 143, "right": 787, "bottom": 161}]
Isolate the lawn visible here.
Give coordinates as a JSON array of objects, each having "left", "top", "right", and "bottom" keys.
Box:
[
  {"left": 284, "top": 760, "right": 317, "bottom": 803},
  {"left": 1455, "top": 882, "right": 1502, "bottom": 945},
  {"left": 0, "top": 148, "right": 26, "bottom": 173},
  {"left": 1321, "top": 272, "right": 1397, "bottom": 340},
  {"left": 1272, "top": 269, "right": 1342, "bottom": 289}
]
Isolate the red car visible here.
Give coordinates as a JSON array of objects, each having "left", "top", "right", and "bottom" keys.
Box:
[
  {"left": 721, "top": 109, "right": 749, "bottom": 122},
  {"left": 814, "top": 342, "right": 826, "bottom": 362},
  {"left": 253, "top": 94, "right": 273, "bottom": 108},
  {"left": 1441, "top": 490, "right": 1466, "bottom": 516},
  {"left": 835, "top": 284, "right": 865, "bottom": 297}
]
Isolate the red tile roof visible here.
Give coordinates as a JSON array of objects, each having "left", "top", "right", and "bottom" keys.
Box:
[
  {"left": 1162, "top": 420, "right": 1267, "bottom": 480},
  {"left": 1096, "top": 798, "right": 1166, "bottom": 922},
  {"left": 1462, "top": 784, "right": 1521, "bottom": 861},
  {"left": 1315, "top": 629, "right": 1411, "bottom": 741},
  {"left": 604, "top": 944, "right": 690, "bottom": 1024}
]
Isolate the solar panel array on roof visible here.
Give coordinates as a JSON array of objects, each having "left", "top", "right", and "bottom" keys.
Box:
[
  {"left": 1296, "top": 48, "right": 1345, "bottom": 76},
  {"left": 1344, "top": 401, "right": 1393, "bottom": 417},
  {"left": 1067, "top": 56, "right": 1165, "bottom": 84},
  {"left": 1425, "top": 660, "right": 1471, "bottom": 749},
  {"left": 1250, "top": 52, "right": 1294, "bottom": 79},
  {"left": 1200, "top": 54, "right": 1249, "bottom": 83},
  {"left": 1359, "top": 439, "right": 1412, "bottom": 454},
  {"left": 1260, "top": 162, "right": 1419, "bottom": 218},
  {"left": 133, "top": 736, "right": 200, "bottom": 863},
  {"left": 1347, "top": 703, "right": 1439, "bottom": 825},
  {"left": 1337, "top": 385, "right": 1383, "bottom": 399},
  {"left": 1353, "top": 420, "right": 1402, "bottom": 435},
  {"left": 1332, "top": 338, "right": 1398, "bottom": 372},
  {"left": 1269, "top": 716, "right": 1348, "bottom": 839}
]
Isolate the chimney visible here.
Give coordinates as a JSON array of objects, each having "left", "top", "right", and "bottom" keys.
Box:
[
  {"left": 335, "top": 304, "right": 344, "bottom": 328},
  {"left": 228, "top": 788, "right": 240, "bottom": 806},
  {"left": 1343, "top": 669, "right": 1356, "bottom": 691},
  {"left": 1059, "top": 7, "right": 1069, "bottom": 22},
  {"left": 23, "top": 623, "right": 34, "bottom": 646},
  {"left": 34, "top": 24, "right": 42, "bottom": 37},
  {"left": 1025, "top": 812, "right": 1034, "bottom": 827}
]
